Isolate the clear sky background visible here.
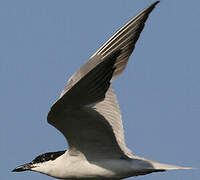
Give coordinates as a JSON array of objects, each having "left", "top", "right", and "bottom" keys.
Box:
[{"left": 1, "top": 0, "right": 200, "bottom": 180}]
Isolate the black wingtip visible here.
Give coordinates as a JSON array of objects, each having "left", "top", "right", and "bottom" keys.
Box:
[
  {"left": 153, "top": 1, "right": 160, "bottom": 6},
  {"left": 139, "top": 1, "right": 160, "bottom": 17},
  {"left": 149, "top": 1, "right": 160, "bottom": 10}
]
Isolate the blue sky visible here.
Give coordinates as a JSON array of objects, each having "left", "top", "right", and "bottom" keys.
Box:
[{"left": 1, "top": 0, "right": 200, "bottom": 180}]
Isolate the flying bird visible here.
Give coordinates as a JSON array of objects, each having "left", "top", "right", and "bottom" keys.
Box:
[{"left": 13, "top": 1, "right": 192, "bottom": 179}]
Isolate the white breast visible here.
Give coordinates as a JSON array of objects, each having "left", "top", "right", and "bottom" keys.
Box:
[{"left": 41, "top": 152, "right": 136, "bottom": 179}]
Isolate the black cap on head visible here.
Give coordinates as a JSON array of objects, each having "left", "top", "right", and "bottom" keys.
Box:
[
  {"left": 31, "top": 150, "right": 66, "bottom": 164},
  {"left": 12, "top": 150, "right": 66, "bottom": 172}
]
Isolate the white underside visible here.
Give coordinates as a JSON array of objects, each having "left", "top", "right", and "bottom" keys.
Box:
[{"left": 31, "top": 151, "right": 192, "bottom": 180}]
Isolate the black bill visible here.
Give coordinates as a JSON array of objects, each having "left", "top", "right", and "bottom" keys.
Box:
[{"left": 12, "top": 163, "right": 32, "bottom": 172}]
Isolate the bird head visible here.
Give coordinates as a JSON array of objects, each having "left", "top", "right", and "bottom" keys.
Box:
[{"left": 12, "top": 151, "right": 66, "bottom": 173}]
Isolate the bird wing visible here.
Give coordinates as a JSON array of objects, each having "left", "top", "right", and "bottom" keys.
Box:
[
  {"left": 47, "top": 2, "right": 159, "bottom": 160},
  {"left": 91, "top": 1, "right": 159, "bottom": 80}
]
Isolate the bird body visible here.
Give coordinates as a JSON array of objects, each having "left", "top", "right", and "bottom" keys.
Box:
[
  {"left": 29, "top": 150, "right": 190, "bottom": 179},
  {"left": 13, "top": 1, "right": 193, "bottom": 179}
]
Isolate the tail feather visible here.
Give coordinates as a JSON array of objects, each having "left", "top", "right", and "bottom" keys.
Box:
[
  {"left": 151, "top": 161, "right": 193, "bottom": 171},
  {"left": 131, "top": 156, "right": 193, "bottom": 171}
]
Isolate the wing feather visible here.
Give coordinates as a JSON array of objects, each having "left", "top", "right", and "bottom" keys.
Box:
[
  {"left": 92, "top": 1, "right": 159, "bottom": 79},
  {"left": 93, "top": 87, "right": 133, "bottom": 157},
  {"left": 48, "top": 2, "right": 159, "bottom": 159}
]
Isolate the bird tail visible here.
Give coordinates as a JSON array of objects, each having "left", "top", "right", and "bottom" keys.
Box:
[
  {"left": 131, "top": 156, "right": 193, "bottom": 172},
  {"left": 150, "top": 160, "right": 193, "bottom": 171}
]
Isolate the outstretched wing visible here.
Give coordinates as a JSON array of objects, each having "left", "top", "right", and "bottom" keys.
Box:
[
  {"left": 48, "top": 2, "right": 159, "bottom": 159},
  {"left": 91, "top": 1, "right": 159, "bottom": 80}
]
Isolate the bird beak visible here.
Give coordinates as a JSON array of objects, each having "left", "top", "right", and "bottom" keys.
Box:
[{"left": 12, "top": 163, "right": 32, "bottom": 172}]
